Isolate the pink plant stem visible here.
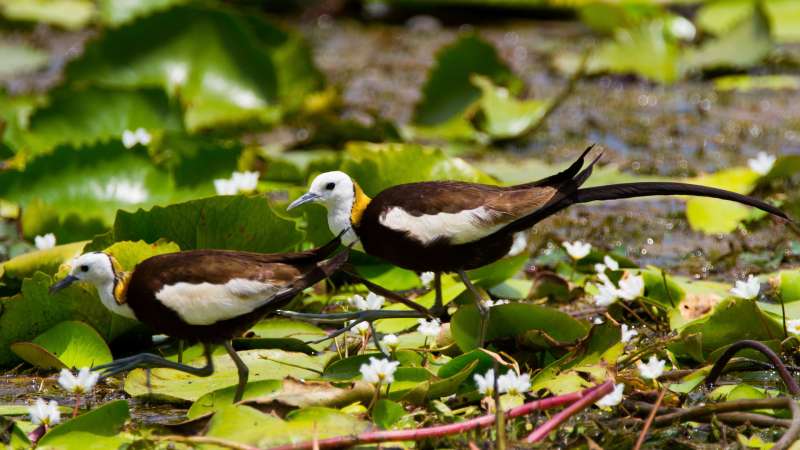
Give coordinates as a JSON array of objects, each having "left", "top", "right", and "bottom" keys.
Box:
[
  {"left": 524, "top": 380, "right": 614, "bottom": 443},
  {"left": 267, "top": 383, "right": 606, "bottom": 450}
]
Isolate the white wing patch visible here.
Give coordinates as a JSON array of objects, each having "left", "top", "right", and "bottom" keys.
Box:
[
  {"left": 380, "top": 206, "right": 509, "bottom": 245},
  {"left": 155, "top": 278, "right": 283, "bottom": 325}
]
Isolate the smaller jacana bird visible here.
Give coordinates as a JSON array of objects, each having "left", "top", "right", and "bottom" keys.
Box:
[
  {"left": 288, "top": 146, "right": 791, "bottom": 346},
  {"left": 49, "top": 236, "right": 348, "bottom": 402}
]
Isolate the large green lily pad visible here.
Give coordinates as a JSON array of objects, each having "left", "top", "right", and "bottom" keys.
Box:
[
  {"left": 37, "top": 400, "right": 131, "bottom": 450},
  {"left": 11, "top": 320, "right": 112, "bottom": 369}
]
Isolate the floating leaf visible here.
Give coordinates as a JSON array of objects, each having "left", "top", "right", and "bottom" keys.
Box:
[
  {"left": 0, "top": 272, "right": 136, "bottom": 367},
  {"left": 373, "top": 399, "right": 405, "bottom": 429},
  {"left": 685, "top": 3, "right": 772, "bottom": 72},
  {"left": 684, "top": 167, "right": 761, "bottom": 234},
  {"left": 206, "top": 404, "right": 368, "bottom": 448},
  {"left": 412, "top": 34, "right": 515, "bottom": 127},
  {"left": 244, "top": 318, "right": 329, "bottom": 353},
  {"left": 97, "top": 0, "right": 188, "bottom": 26},
  {"left": 714, "top": 75, "right": 800, "bottom": 92},
  {"left": 451, "top": 303, "right": 588, "bottom": 351},
  {"left": 187, "top": 379, "right": 282, "bottom": 419},
  {"left": 247, "top": 378, "right": 374, "bottom": 411},
  {"left": 67, "top": 6, "right": 321, "bottom": 132},
  {"left": 0, "top": 0, "right": 94, "bottom": 29},
  {"left": 0, "top": 242, "right": 85, "bottom": 287},
  {"left": 5, "top": 88, "right": 182, "bottom": 156},
  {"left": 124, "top": 349, "right": 329, "bottom": 401},
  {"left": 470, "top": 75, "right": 549, "bottom": 140},
  {"left": 11, "top": 320, "right": 112, "bottom": 369},
  {"left": 37, "top": 400, "right": 130, "bottom": 450},
  {"left": 97, "top": 195, "right": 304, "bottom": 253}
]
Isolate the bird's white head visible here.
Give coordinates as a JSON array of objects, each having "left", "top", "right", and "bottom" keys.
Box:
[
  {"left": 50, "top": 252, "right": 117, "bottom": 293},
  {"left": 287, "top": 171, "right": 369, "bottom": 247}
]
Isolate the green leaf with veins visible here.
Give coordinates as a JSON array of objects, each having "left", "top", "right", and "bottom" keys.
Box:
[
  {"left": 413, "top": 34, "right": 516, "bottom": 127},
  {"left": 5, "top": 87, "right": 182, "bottom": 156},
  {"left": 11, "top": 320, "right": 112, "bottom": 369},
  {"left": 67, "top": 5, "right": 320, "bottom": 132},
  {"left": 37, "top": 400, "right": 131, "bottom": 450},
  {"left": 471, "top": 75, "right": 549, "bottom": 140}
]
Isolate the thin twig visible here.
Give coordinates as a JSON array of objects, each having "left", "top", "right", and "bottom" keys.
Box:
[
  {"left": 773, "top": 398, "right": 800, "bottom": 450},
  {"left": 654, "top": 398, "right": 795, "bottom": 426},
  {"left": 266, "top": 384, "right": 606, "bottom": 450},
  {"left": 704, "top": 340, "right": 800, "bottom": 395},
  {"left": 524, "top": 380, "right": 614, "bottom": 443},
  {"left": 633, "top": 388, "right": 665, "bottom": 450}
]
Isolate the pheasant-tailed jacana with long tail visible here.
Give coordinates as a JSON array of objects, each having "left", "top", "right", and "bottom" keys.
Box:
[
  {"left": 49, "top": 236, "right": 348, "bottom": 402},
  {"left": 288, "top": 146, "right": 791, "bottom": 346}
]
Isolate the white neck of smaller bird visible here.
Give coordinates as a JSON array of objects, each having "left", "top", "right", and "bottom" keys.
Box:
[
  {"left": 97, "top": 280, "right": 137, "bottom": 320},
  {"left": 326, "top": 202, "right": 362, "bottom": 249}
]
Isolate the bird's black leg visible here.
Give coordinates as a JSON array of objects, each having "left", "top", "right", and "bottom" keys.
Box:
[
  {"left": 457, "top": 269, "right": 490, "bottom": 348},
  {"left": 94, "top": 343, "right": 215, "bottom": 379},
  {"left": 277, "top": 309, "right": 427, "bottom": 345},
  {"left": 177, "top": 340, "right": 184, "bottom": 364},
  {"left": 369, "top": 322, "right": 390, "bottom": 358},
  {"left": 223, "top": 340, "right": 249, "bottom": 403},
  {"left": 431, "top": 272, "right": 444, "bottom": 317}
]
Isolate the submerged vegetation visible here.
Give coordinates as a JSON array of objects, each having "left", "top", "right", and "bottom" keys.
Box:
[{"left": 2, "top": 0, "right": 800, "bottom": 448}]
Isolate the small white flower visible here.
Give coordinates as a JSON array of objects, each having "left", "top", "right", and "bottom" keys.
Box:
[
  {"left": 417, "top": 318, "right": 441, "bottom": 337},
  {"left": 637, "top": 355, "right": 666, "bottom": 380},
  {"left": 508, "top": 232, "right": 528, "bottom": 256},
  {"left": 419, "top": 271, "right": 435, "bottom": 288},
  {"left": 595, "top": 263, "right": 606, "bottom": 274},
  {"left": 595, "top": 383, "right": 625, "bottom": 408},
  {"left": 121, "top": 128, "right": 151, "bottom": 149},
  {"left": 474, "top": 369, "right": 495, "bottom": 396},
  {"left": 621, "top": 324, "right": 638, "bottom": 343},
  {"left": 593, "top": 317, "right": 604, "bottom": 325},
  {"left": 497, "top": 371, "right": 531, "bottom": 396},
  {"left": 618, "top": 273, "right": 645, "bottom": 301},
  {"left": 348, "top": 292, "right": 385, "bottom": 311},
  {"left": 214, "top": 171, "right": 260, "bottom": 195},
  {"left": 29, "top": 398, "right": 60, "bottom": 427},
  {"left": 359, "top": 357, "right": 399, "bottom": 384},
  {"left": 381, "top": 334, "right": 399, "bottom": 350},
  {"left": 34, "top": 233, "right": 56, "bottom": 250},
  {"left": 787, "top": 319, "right": 800, "bottom": 335},
  {"left": 58, "top": 368, "right": 99, "bottom": 394},
  {"left": 563, "top": 241, "right": 591, "bottom": 260},
  {"left": 593, "top": 282, "right": 619, "bottom": 307},
  {"left": 604, "top": 255, "right": 619, "bottom": 271},
  {"left": 348, "top": 320, "right": 370, "bottom": 336},
  {"left": 668, "top": 16, "right": 696, "bottom": 41},
  {"left": 730, "top": 274, "right": 760, "bottom": 300},
  {"left": 213, "top": 178, "right": 237, "bottom": 195},
  {"left": 483, "top": 299, "right": 510, "bottom": 308},
  {"left": 230, "top": 171, "right": 259, "bottom": 192},
  {"left": 748, "top": 152, "right": 776, "bottom": 176}
]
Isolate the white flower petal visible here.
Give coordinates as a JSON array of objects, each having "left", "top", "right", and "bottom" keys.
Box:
[
  {"left": 563, "top": 241, "right": 591, "bottom": 260},
  {"left": 34, "top": 233, "right": 56, "bottom": 250},
  {"left": 596, "top": 383, "right": 625, "bottom": 408},
  {"left": 637, "top": 355, "right": 666, "bottom": 380}
]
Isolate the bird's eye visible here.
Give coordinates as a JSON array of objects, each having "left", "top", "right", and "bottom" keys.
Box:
[
  {"left": 80, "top": 265, "right": 89, "bottom": 272},
  {"left": 325, "top": 182, "right": 335, "bottom": 190}
]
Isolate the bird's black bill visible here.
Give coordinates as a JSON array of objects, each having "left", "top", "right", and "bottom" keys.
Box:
[
  {"left": 287, "top": 192, "right": 320, "bottom": 211},
  {"left": 49, "top": 275, "right": 78, "bottom": 294}
]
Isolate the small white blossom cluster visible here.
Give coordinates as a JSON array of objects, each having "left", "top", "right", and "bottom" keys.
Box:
[
  {"left": 563, "top": 241, "right": 591, "bottom": 260},
  {"left": 417, "top": 318, "right": 441, "bottom": 337},
  {"left": 359, "top": 357, "right": 399, "bottom": 384},
  {"left": 474, "top": 369, "right": 531, "bottom": 397},
  {"left": 348, "top": 292, "right": 385, "bottom": 310},
  {"left": 748, "top": 152, "right": 776, "bottom": 176},
  {"left": 419, "top": 271, "right": 435, "bottom": 288},
  {"left": 508, "top": 232, "right": 528, "bottom": 256},
  {"left": 595, "top": 383, "right": 625, "bottom": 408},
  {"left": 637, "top": 355, "right": 666, "bottom": 380},
  {"left": 58, "top": 368, "right": 99, "bottom": 395},
  {"left": 214, "top": 171, "right": 259, "bottom": 195},
  {"left": 29, "top": 399, "right": 60, "bottom": 427},
  {"left": 788, "top": 319, "right": 800, "bottom": 335},
  {"left": 621, "top": 324, "right": 638, "bottom": 343},
  {"left": 121, "top": 128, "right": 151, "bottom": 148},
  {"left": 34, "top": 233, "right": 56, "bottom": 250},
  {"left": 483, "top": 299, "right": 510, "bottom": 308},
  {"left": 730, "top": 275, "right": 760, "bottom": 300},
  {"left": 380, "top": 334, "right": 399, "bottom": 350},
  {"left": 591, "top": 265, "right": 645, "bottom": 308},
  {"left": 348, "top": 320, "right": 370, "bottom": 336}
]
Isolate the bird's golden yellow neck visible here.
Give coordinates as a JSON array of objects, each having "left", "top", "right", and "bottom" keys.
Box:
[
  {"left": 110, "top": 257, "right": 130, "bottom": 306},
  {"left": 350, "top": 182, "right": 371, "bottom": 226}
]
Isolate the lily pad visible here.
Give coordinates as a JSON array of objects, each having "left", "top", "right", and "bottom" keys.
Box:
[
  {"left": 37, "top": 400, "right": 130, "bottom": 450},
  {"left": 11, "top": 320, "right": 112, "bottom": 369},
  {"left": 187, "top": 379, "right": 282, "bottom": 419},
  {"left": 451, "top": 302, "right": 589, "bottom": 351},
  {"left": 245, "top": 318, "right": 329, "bottom": 352},
  {"left": 0, "top": 242, "right": 86, "bottom": 286},
  {"left": 95, "top": 194, "right": 304, "bottom": 253},
  {"left": 373, "top": 399, "right": 405, "bottom": 429},
  {"left": 124, "top": 349, "right": 330, "bottom": 401},
  {"left": 470, "top": 75, "right": 549, "bottom": 140},
  {"left": 412, "top": 34, "right": 515, "bottom": 127},
  {"left": 684, "top": 167, "right": 761, "bottom": 234}
]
